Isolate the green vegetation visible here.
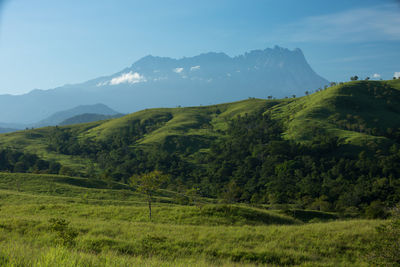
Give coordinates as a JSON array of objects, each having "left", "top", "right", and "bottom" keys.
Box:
[
  {"left": 0, "top": 172, "right": 389, "bottom": 266},
  {"left": 0, "top": 81, "right": 400, "bottom": 215},
  {"left": 129, "top": 170, "right": 169, "bottom": 220},
  {"left": 0, "top": 80, "right": 400, "bottom": 265},
  {"left": 367, "top": 205, "right": 400, "bottom": 266}
]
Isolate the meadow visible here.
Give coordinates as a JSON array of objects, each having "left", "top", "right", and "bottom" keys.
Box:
[{"left": 0, "top": 172, "right": 387, "bottom": 266}]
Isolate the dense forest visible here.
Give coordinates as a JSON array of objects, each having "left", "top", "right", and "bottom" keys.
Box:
[{"left": 0, "top": 149, "right": 61, "bottom": 174}]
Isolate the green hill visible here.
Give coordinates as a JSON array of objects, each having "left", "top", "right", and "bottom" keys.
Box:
[
  {"left": 0, "top": 98, "right": 271, "bottom": 171},
  {"left": 0, "top": 80, "right": 400, "bottom": 213},
  {"left": 2, "top": 80, "right": 400, "bottom": 159},
  {"left": 271, "top": 80, "right": 400, "bottom": 146},
  {"left": 0, "top": 81, "right": 399, "bottom": 265}
]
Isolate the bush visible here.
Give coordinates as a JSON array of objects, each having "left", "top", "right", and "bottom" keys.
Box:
[
  {"left": 48, "top": 218, "right": 78, "bottom": 247},
  {"left": 365, "top": 200, "right": 387, "bottom": 219},
  {"left": 368, "top": 205, "right": 400, "bottom": 266}
]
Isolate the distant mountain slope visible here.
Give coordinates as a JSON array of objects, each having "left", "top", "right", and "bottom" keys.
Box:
[
  {"left": 34, "top": 103, "right": 119, "bottom": 127},
  {"left": 0, "top": 127, "right": 20, "bottom": 134},
  {"left": 0, "top": 122, "right": 25, "bottom": 130},
  {"left": 0, "top": 46, "right": 328, "bottom": 124},
  {"left": 59, "top": 113, "right": 124, "bottom": 126}
]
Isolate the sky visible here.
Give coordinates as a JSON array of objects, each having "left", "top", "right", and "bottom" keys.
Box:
[{"left": 0, "top": 0, "right": 399, "bottom": 95}]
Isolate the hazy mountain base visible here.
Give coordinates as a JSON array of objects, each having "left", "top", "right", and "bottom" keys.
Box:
[
  {"left": 59, "top": 113, "right": 125, "bottom": 126},
  {"left": 0, "top": 172, "right": 384, "bottom": 266}
]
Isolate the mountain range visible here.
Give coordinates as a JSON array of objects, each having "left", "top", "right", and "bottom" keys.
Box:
[
  {"left": 34, "top": 103, "right": 121, "bottom": 127},
  {"left": 0, "top": 103, "right": 122, "bottom": 132},
  {"left": 0, "top": 46, "right": 328, "bottom": 124}
]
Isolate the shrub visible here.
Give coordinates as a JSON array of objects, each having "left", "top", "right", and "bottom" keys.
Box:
[
  {"left": 48, "top": 218, "right": 78, "bottom": 247},
  {"left": 368, "top": 205, "right": 400, "bottom": 266},
  {"left": 365, "top": 200, "right": 387, "bottom": 219}
]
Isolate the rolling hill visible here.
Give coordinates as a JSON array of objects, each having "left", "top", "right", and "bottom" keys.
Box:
[
  {"left": 1, "top": 80, "right": 399, "bottom": 160},
  {"left": 0, "top": 80, "right": 400, "bottom": 211}
]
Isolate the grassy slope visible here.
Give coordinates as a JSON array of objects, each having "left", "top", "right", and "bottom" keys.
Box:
[
  {"left": 270, "top": 80, "right": 400, "bottom": 146},
  {"left": 0, "top": 172, "right": 298, "bottom": 226},
  {"left": 1, "top": 80, "right": 400, "bottom": 169},
  {"left": 0, "top": 172, "right": 383, "bottom": 266},
  {"left": 83, "top": 98, "right": 269, "bottom": 143}
]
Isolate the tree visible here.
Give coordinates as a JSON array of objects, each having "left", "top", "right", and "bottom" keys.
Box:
[
  {"left": 129, "top": 170, "right": 168, "bottom": 220},
  {"left": 292, "top": 94, "right": 296, "bottom": 98},
  {"left": 267, "top": 95, "right": 273, "bottom": 100},
  {"left": 305, "top": 91, "right": 309, "bottom": 96},
  {"left": 186, "top": 187, "right": 202, "bottom": 208},
  {"left": 221, "top": 180, "right": 241, "bottom": 204},
  {"left": 365, "top": 77, "right": 370, "bottom": 81},
  {"left": 350, "top": 76, "right": 359, "bottom": 81}
]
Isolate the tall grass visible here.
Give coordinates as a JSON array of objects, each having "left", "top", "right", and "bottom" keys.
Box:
[{"left": 0, "top": 172, "right": 385, "bottom": 266}]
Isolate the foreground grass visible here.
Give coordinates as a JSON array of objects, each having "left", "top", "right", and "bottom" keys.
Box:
[
  {"left": 0, "top": 215, "right": 379, "bottom": 266},
  {"left": 0, "top": 172, "right": 384, "bottom": 266}
]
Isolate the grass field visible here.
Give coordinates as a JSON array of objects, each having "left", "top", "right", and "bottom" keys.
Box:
[{"left": 0, "top": 172, "right": 386, "bottom": 266}]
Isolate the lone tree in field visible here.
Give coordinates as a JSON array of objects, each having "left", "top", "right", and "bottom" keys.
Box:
[{"left": 129, "top": 170, "right": 168, "bottom": 220}]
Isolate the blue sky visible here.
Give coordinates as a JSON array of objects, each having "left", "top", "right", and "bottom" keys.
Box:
[{"left": 0, "top": 0, "right": 399, "bottom": 94}]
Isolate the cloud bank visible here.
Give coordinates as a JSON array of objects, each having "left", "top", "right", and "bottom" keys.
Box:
[
  {"left": 372, "top": 73, "right": 381, "bottom": 79},
  {"left": 394, "top": 72, "right": 400, "bottom": 79}
]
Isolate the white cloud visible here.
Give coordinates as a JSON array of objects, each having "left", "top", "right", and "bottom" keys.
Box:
[
  {"left": 190, "top": 66, "right": 201, "bottom": 71},
  {"left": 372, "top": 73, "right": 381, "bottom": 79},
  {"left": 274, "top": 5, "right": 400, "bottom": 43},
  {"left": 173, "top": 67, "right": 184, "bottom": 73},
  {"left": 394, "top": 72, "right": 400, "bottom": 79},
  {"left": 109, "top": 72, "right": 146, "bottom": 85}
]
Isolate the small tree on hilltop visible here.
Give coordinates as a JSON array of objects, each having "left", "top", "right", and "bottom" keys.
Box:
[
  {"left": 129, "top": 170, "right": 168, "bottom": 220},
  {"left": 350, "top": 76, "right": 359, "bottom": 81}
]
